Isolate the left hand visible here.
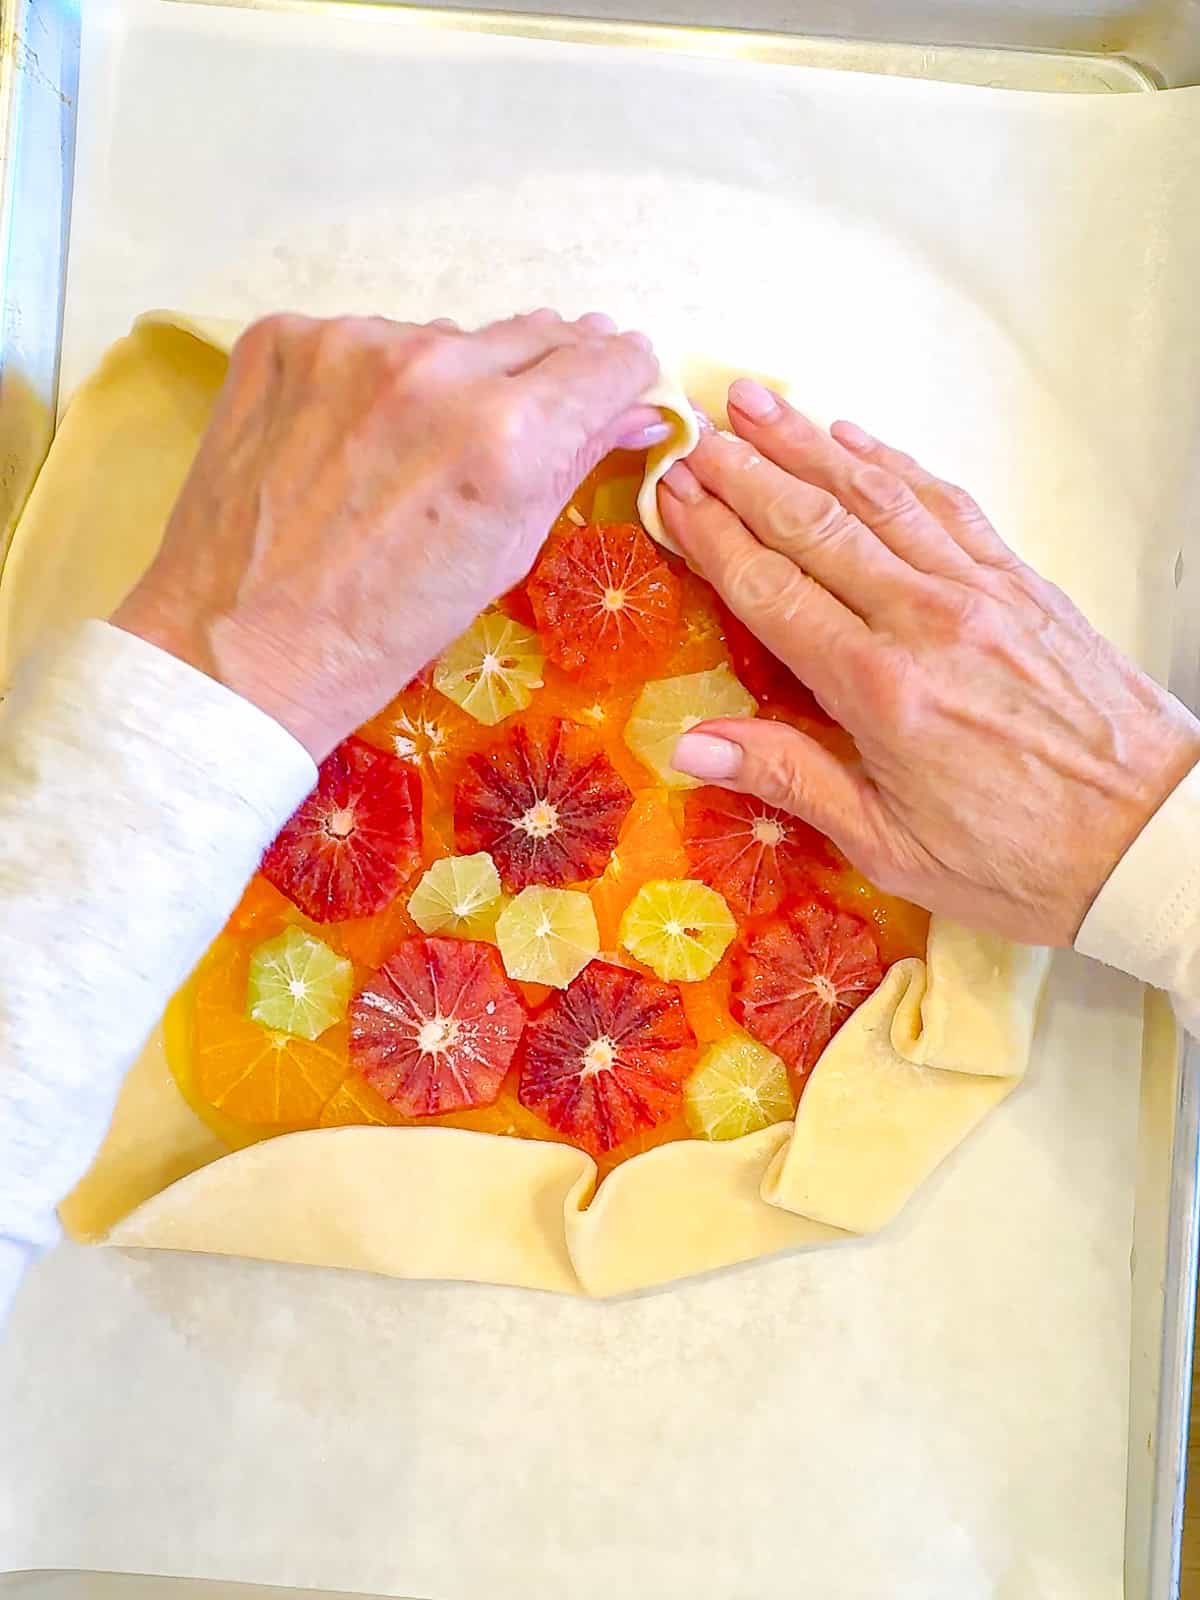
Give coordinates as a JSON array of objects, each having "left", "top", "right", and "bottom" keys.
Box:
[{"left": 115, "top": 309, "right": 663, "bottom": 760}]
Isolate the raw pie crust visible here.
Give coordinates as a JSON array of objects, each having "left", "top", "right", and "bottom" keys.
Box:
[{"left": 3, "top": 315, "right": 1051, "bottom": 1297}]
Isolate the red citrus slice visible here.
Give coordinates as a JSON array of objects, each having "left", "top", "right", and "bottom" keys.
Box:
[
  {"left": 454, "top": 719, "right": 633, "bottom": 892},
  {"left": 716, "top": 598, "right": 831, "bottom": 724},
  {"left": 349, "top": 935, "right": 526, "bottom": 1116},
  {"left": 682, "top": 788, "right": 839, "bottom": 917},
  {"left": 262, "top": 736, "right": 423, "bottom": 923},
  {"left": 358, "top": 669, "right": 484, "bottom": 803},
  {"left": 527, "top": 523, "right": 682, "bottom": 683},
  {"left": 519, "top": 961, "right": 695, "bottom": 1156},
  {"left": 732, "top": 900, "right": 884, "bottom": 1084}
]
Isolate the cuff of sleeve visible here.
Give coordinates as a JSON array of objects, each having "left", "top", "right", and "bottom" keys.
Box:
[
  {"left": 1075, "top": 762, "right": 1200, "bottom": 987},
  {"left": 75, "top": 620, "right": 318, "bottom": 826}
]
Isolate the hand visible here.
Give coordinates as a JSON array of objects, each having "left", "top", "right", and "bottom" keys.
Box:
[
  {"left": 114, "top": 310, "right": 663, "bottom": 760},
  {"left": 660, "top": 380, "right": 1200, "bottom": 947}
]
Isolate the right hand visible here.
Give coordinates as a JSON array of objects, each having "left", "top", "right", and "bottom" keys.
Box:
[
  {"left": 661, "top": 380, "right": 1200, "bottom": 947},
  {"left": 114, "top": 310, "right": 664, "bottom": 761}
]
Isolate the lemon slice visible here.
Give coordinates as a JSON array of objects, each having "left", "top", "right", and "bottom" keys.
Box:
[
  {"left": 433, "top": 612, "right": 545, "bottom": 726},
  {"left": 684, "top": 1032, "right": 795, "bottom": 1141},
  {"left": 618, "top": 878, "right": 736, "bottom": 982},
  {"left": 408, "top": 853, "right": 504, "bottom": 940},
  {"left": 623, "top": 663, "right": 756, "bottom": 787},
  {"left": 496, "top": 886, "right": 600, "bottom": 988},
  {"left": 246, "top": 926, "right": 354, "bottom": 1041}
]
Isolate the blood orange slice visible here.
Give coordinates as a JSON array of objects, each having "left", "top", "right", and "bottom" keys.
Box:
[
  {"left": 261, "top": 736, "right": 423, "bottom": 923},
  {"left": 731, "top": 901, "right": 884, "bottom": 1085},
  {"left": 518, "top": 961, "right": 695, "bottom": 1156},
  {"left": 454, "top": 719, "right": 632, "bottom": 892},
  {"left": 349, "top": 936, "right": 526, "bottom": 1117},
  {"left": 527, "top": 523, "right": 682, "bottom": 682},
  {"left": 682, "top": 788, "right": 839, "bottom": 917}
]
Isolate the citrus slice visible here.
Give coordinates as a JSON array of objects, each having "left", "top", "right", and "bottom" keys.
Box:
[
  {"left": 407, "top": 852, "right": 504, "bottom": 940},
  {"left": 732, "top": 899, "right": 884, "bottom": 1084},
  {"left": 261, "top": 735, "right": 423, "bottom": 922},
  {"left": 350, "top": 936, "right": 526, "bottom": 1116},
  {"left": 359, "top": 669, "right": 484, "bottom": 800},
  {"left": 187, "top": 938, "right": 349, "bottom": 1130},
  {"left": 618, "top": 878, "right": 736, "bottom": 983},
  {"left": 433, "top": 612, "right": 545, "bottom": 726},
  {"left": 527, "top": 522, "right": 682, "bottom": 683},
  {"left": 682, "top": 787, "right": 838, "bottom": 916},
  {"left": 496, "top": 886, "right": 599, "bottom": 988},
  {"left": 246, "top": 927, "right": 355, "bottom": 1041},
  {"left": 589, "top": 791, "right": 689, "bottom": 949},
  {"left": 623, "top": 663, "right": 756, "bottom": 788},
  {"left": 454, "top": 719, "right": 632, "bottom": 891},
  {"left": 519, "top": 961, "right": 695, "bottom": 1156},
  {"left": 684, "top": 1032, "right": 795, "bottom": 1141}
]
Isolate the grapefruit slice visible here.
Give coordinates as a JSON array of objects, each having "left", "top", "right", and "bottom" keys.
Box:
[
  {"left": 407, "top": 852, "right": 504, "bottom": 941},
  {"left": 618, "top": 878, "right": 736, "bottom": 983},
  {"left": 454, "top": 719, "right": 633, "bottom": 891},
  {"left": 349, "top": 936, "right": 526, "bottom": 1117},
  {"left": 246, "top": 927, "right": 355, "bottom": 1041},
  {"left": 623, "top": 664, "right": 756, "bottom": 788},
  {"left": 732, "top": 900, "right": 884, "bottom": 1084},
  {"left": 682, "top": 788, "right": 838, "bottom": 917},
  {"left": 519, "top": 961, "right": 695, "bottom": 1156},
  {"left": 261, "top": 736, "right": 423, "bottom": 923},
  {"left": 684, "top": 1032, "right": 794, "bottom": 1141},
  {"left": 433, "top": 612, "right": 545, "bottom": 726},
  {"left": 495, "top": 886, "right": 600, "bottom": 988},
  {"left": 527, "top": 522, "right": 682, "bottom": 683}
]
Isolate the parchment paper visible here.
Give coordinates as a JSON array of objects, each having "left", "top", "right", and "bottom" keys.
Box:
[{"left": 3, "top": 1, "right": 1200, "bottom": 1594}]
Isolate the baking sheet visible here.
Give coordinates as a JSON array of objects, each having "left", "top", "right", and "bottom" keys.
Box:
[{"left": 3, "top": 2, "right": 1200, "bottom": 1595}]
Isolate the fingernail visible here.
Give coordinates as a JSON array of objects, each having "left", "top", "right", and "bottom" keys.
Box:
[
  {"left": 728, "top": 379, "right": 781, "bottom": 422},
  {"left": 660, "top": 461, "right": 706, "bottom": 504},
  {"left": 834, "top": 420, "right": 876, "bottom": 451},
  {"left": 671, "top": 732, "right": 743, "bottom": 781},
  {"left": 615, "top": 419, "right": 672, "bottom": 451}
]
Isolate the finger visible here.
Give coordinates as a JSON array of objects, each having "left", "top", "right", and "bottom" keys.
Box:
[
  {"left": 521, "top": 330, "right": 659, "bottom": 440},
  {"left": 726, "top": 381, "right": 974, "bottom": 580},
  {"left": 830, "top": 420, "right": 1020, "bottom": 570},
  {"left": 464, "top": 310, "right": 588, "bottom": 376},
  {"left": 671, "top": 716, "right": 884, "bottom": 869},
  {"left": 658, "top": 461, "right": 872, "bottom": 720},
  {"left": 683, "top": 430, "right": 921, "bottom": 622}
]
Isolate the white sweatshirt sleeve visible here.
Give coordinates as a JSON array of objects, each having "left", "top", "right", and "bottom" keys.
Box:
[
  {"left": 1075, "top": 763, "right": 1200, "bottom": 1040},
  {"left": 0, "top": 620, "right": 315, "bottom": 1324}
]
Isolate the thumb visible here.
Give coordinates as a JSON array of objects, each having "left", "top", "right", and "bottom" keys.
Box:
[{"left": 671, "top": 717, "right": 883, "bottom": 867}]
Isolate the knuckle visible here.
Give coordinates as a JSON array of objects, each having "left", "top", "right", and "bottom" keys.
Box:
[
  {"left": 724, "top": 548, "right": 795, "bottom": 616},
  {"left": 386, "top": 334, "right": 452, "bottom": 387},
  {"left": 779, "top": 491, "right": 857, "bottom": 554},
  {"left": 471, "top": 394, "right": 533, "bottom": 483},
  {"left": 849, "top": 466, "right": 921, "bottom": 528},
  {"left": 937, "top": 481, "right": 987, "bottom": 524},
  {"left": 231, "top": 312, "right": 305, "bottom": 364}
]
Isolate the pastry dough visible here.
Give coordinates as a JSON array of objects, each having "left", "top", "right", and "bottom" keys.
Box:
[{"left": 3, "top": 314, "right": 1052, "bottom": 1296}]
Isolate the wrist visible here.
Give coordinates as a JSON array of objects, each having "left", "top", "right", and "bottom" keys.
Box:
[{"left": 112, "top": 583, "right": 338, "bottom": 762}]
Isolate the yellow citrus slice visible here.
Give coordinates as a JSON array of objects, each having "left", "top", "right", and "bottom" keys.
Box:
[
  {"left": 245, "top": 926, "right": 354, "bottom": 1041},
  {"left": 622, "top": 663, "right": 756, "bottom": 787},
  {"left": 684, "top": 1032, "right": 795, "bottom": 1141},
  {"left": 433, "top": 612, "right": 545, "bottom": 726},
  {"left": 496, "top": 885, "right": 600, "bottom": 988},
  {"left": 407, "top": 852, "right": 504, "bottom": 940},
  {"left": 618, "top": 878, "right": 736, "bottom": 982}
]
